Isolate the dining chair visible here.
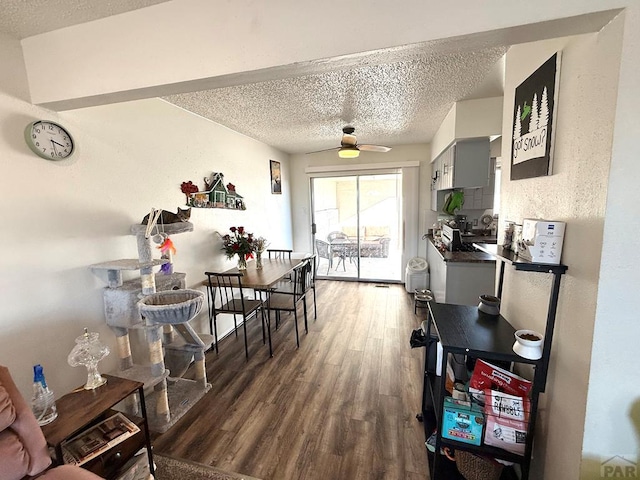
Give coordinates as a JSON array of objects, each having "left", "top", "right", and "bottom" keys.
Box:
[
  {"left": 266, "top": 258, "right": 312, "bottom": 348},
  {"left": 307, "top": 253, "right": 318, "bottom": 319},
  {"left": 271, "top": 254, "right": 318, "bottom": 320},
  {"left": 267, "top": 249, "right": 293, "bottom": 259},
  {"left": 204, "top": 271, "right": 269, "bottom": 359},
  {"left": 268, "top": 248, "right": 294, "bottom": 281}
]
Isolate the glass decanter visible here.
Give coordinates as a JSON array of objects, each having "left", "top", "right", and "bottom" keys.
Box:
[{"left": 67, "top": 328, "right": 110, "bottom": 389}]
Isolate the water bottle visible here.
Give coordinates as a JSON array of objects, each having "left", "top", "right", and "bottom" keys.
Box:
[{"left": 31, "top": 364, "right": 58, "bottom": 426}]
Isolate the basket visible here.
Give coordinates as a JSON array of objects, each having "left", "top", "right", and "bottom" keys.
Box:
[
  {"left": 455, "top": 450, "right": 503, "bottom": 480},
  {"left": 138, "top": 289, "right": 204, "bottom": 324}
]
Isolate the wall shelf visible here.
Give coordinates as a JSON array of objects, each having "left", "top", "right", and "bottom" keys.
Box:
[{"left": 473, "top": 243, "right": 568, "bottom": 275}]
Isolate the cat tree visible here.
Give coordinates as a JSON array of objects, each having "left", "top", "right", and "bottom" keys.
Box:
[{"left": 90, "top": 218, "right": 212, "bottom": 433}]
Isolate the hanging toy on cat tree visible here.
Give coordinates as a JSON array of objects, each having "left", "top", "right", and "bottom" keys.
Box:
[
  {"left": 158, "top": 236, "right": 176, "bottom": 274},
  {"left": 143, "top": 208, "right": 180, "bottom": 275}
]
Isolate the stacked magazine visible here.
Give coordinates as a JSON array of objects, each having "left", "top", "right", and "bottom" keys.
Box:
[{"left": 62, "top": 412, "right": 140, "bottom": 466}]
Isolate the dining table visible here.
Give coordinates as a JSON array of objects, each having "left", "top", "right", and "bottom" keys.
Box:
[
  {"left": 223, "top": 256, "right": 305, "bottom": 288},
  {"left": 202, "top": 256, "right": 308, "bottom": 356}
]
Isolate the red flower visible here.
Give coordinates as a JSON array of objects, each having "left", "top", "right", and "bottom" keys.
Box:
[{"left": 221, "top": 226, "right": 256, "bottom": 260}]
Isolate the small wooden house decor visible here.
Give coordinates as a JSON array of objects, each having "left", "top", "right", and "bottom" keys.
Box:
[{"left": 181, "top": 172, "right": 246, "bottom": 210}]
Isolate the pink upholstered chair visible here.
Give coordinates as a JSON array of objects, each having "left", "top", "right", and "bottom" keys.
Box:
[{"left": 0, "top": 365, "right": 103, "bottom": 480}]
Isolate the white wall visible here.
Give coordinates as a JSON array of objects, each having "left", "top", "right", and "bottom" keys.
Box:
[
  {"left": 0, "top": 32, "right": 292, "bottom": 399},
  {"left": 455, "top": 97, "right": 504, "bottom": 141},
  {"left": 582, "top": 5, "right": 640, "bottom": 477},
  {"left": 430, "top": 97, "right": 504, "bottom": 161},
  {"left": 500, "top": 20, "right": 623, "bottom": 479},
  {"left": 430, "top": 107, "right": 456, "bottom": 162}
]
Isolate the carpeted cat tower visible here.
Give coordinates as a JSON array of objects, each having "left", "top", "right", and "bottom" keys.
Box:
[{"left": 90, "top": 210, "right": 212, "bottom": 433}]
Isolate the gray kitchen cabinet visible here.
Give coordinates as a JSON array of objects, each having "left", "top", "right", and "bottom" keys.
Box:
[
  {"left": 426, "top": 240, "right": 496, "bottom": 305},
  {"left": 426, "top": 240, "right": 447, "bottom": 299},
  {"left": 435, "top": 138, "right": 490, "bottom": 191},
  {"left": 430, "top": 156, "right": 452, "bottom": 212},
  {"left": 431, "top": 184, "right": 438, "bottom": 212},
  {"left": 431, "top": 159, "right": 438, "bottom": 210},
  {"left": 439, "top": 145, "right": 454, "bottom": 190},
  {"left": 431, "top": 155, "right": 442, "bottom": 190}
]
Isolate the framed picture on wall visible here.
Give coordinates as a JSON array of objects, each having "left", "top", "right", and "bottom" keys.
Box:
[
  {"left": 510, "top": 52, "right": 561, "bottom": 180},
  {"left": 270, "top": 160, "right": 282, "bottom": 194}
]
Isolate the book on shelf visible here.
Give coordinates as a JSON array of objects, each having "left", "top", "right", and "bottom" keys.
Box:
[{"left": 61, "top": 412, "right": 140, "bottom": 466}]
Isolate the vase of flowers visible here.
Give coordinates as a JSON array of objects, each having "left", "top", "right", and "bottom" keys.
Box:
[
  {"left": 221, "top": 226, "right": 254, "bottom": 272},
  {"left": 253, "top": 236, "right": 269, "bottom": 269}
]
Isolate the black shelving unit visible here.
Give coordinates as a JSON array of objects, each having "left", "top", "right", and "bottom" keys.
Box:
[{"left": 420, "top": 244, "right": 567, "bottom": 480}]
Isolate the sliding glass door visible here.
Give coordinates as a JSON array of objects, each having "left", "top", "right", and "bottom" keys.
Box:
[{"left": 311, "top": 172, "right": 402, "bottom": 282}]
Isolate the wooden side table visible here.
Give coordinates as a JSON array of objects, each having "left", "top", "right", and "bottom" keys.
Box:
[{"left": 41, "top": 374, "right": 154, "bottom": 479}]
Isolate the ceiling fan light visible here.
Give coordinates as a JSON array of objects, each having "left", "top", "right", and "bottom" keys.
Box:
[{"left": 338, "top": 146, "right": 360, "bottom": 158}]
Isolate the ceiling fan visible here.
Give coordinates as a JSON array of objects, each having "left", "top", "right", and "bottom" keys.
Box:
[{"left": 307, "top": 126, "right": 392, "bottom": 158}]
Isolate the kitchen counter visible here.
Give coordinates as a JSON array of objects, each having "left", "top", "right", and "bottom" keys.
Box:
[
  {"left": 427, "top": 234, "right": 497, "bottom": 263},
  {"left": 460, "top": 233, "right": 498, "bottom": 244},
  {"left": 426, "top": 235, "right": 497, "bottom": 305}
]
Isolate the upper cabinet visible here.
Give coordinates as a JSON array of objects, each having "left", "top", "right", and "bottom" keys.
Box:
[
  {"left": 433, "top": 137, "right": 490, "bottom": 190},
  {"left": 429, "top": 97, "right": 501, "bottom": 211}
]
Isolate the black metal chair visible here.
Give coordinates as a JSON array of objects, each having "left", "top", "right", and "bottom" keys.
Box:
[
  {"left": 271, "top": 254, "right": 318, "bottom": 320},
  {"left": 308, "top": 253, "right": 318, "bottom": 319},
  {"left": 266, "top": 258, "right": 312, "bottom": 348},
  {"left": 204, "top": 271, "right": 269, "bottom": 359},
  {"left": 268, "top": 248, "right": 294, "bottom": 282},
  {"left": 267, "top": 249, "right": 293, "bottom": 259}
]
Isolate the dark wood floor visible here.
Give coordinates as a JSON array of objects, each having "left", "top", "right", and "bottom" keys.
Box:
[{"left": 153, "top": 281, "right": 430, "bottom": 480}]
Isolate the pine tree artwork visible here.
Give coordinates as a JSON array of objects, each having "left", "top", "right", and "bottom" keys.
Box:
[
  {"left": 514, "top": 105, "right": 522, "bottom": 140},
  {"left": 529, "top": 93, "right": 539, "bottom": 132},
  {"left": 540, "top": 87, "right": 550, "bottom": 128},
  {"left": 510, "top": 52, "right": 560, "bottom": 180}
]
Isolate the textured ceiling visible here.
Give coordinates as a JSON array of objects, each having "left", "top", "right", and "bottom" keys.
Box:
[
  {"left": 163, "top": 48, "right": 506, "bottom": 154},
  {"left": 0, "top": 0, "right": 506, "bottom": 154}
]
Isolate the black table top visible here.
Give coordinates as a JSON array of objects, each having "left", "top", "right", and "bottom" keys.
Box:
[{"left": 428, "top": 302, "right": 538, "bottom": 364}]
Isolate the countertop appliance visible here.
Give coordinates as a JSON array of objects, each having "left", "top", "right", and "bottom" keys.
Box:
[
  {"left": 518, "top": 219, "right": 566, "bottom": 264},
  {"left": 441, "top": 225, "right": 477, "bottom": 252},
  {"left": 454, "top": 214, "right": 468, "bottom": 233}
]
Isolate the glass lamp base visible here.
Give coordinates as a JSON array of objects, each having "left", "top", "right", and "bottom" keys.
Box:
[{"left": 84, "top": 365, "right": 107, "bottom": 390}]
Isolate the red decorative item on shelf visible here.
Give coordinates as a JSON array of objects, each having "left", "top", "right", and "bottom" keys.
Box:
[{"left": 180, "top": 181, "right": 198, "bottom": 204}]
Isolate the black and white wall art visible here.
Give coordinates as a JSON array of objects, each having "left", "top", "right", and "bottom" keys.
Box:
[{"left": 511, "top": 52, "right": 561, "bottom": 180}]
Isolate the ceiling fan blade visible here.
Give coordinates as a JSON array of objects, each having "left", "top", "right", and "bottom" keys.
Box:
[
  {"left": 358, "top": 144, "right": 392, "bottom": 153},
  {"left": 305, "top": 147, "right": 340, "bottom": 155}
]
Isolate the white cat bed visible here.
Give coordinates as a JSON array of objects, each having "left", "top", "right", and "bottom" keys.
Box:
[{"left": 138, "top": 289, "right": 204, "bottom": 324}]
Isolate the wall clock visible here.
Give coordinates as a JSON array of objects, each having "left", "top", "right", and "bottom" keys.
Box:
[{"left": 24, "top": 120, "right": 75, "bottom": 160}]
